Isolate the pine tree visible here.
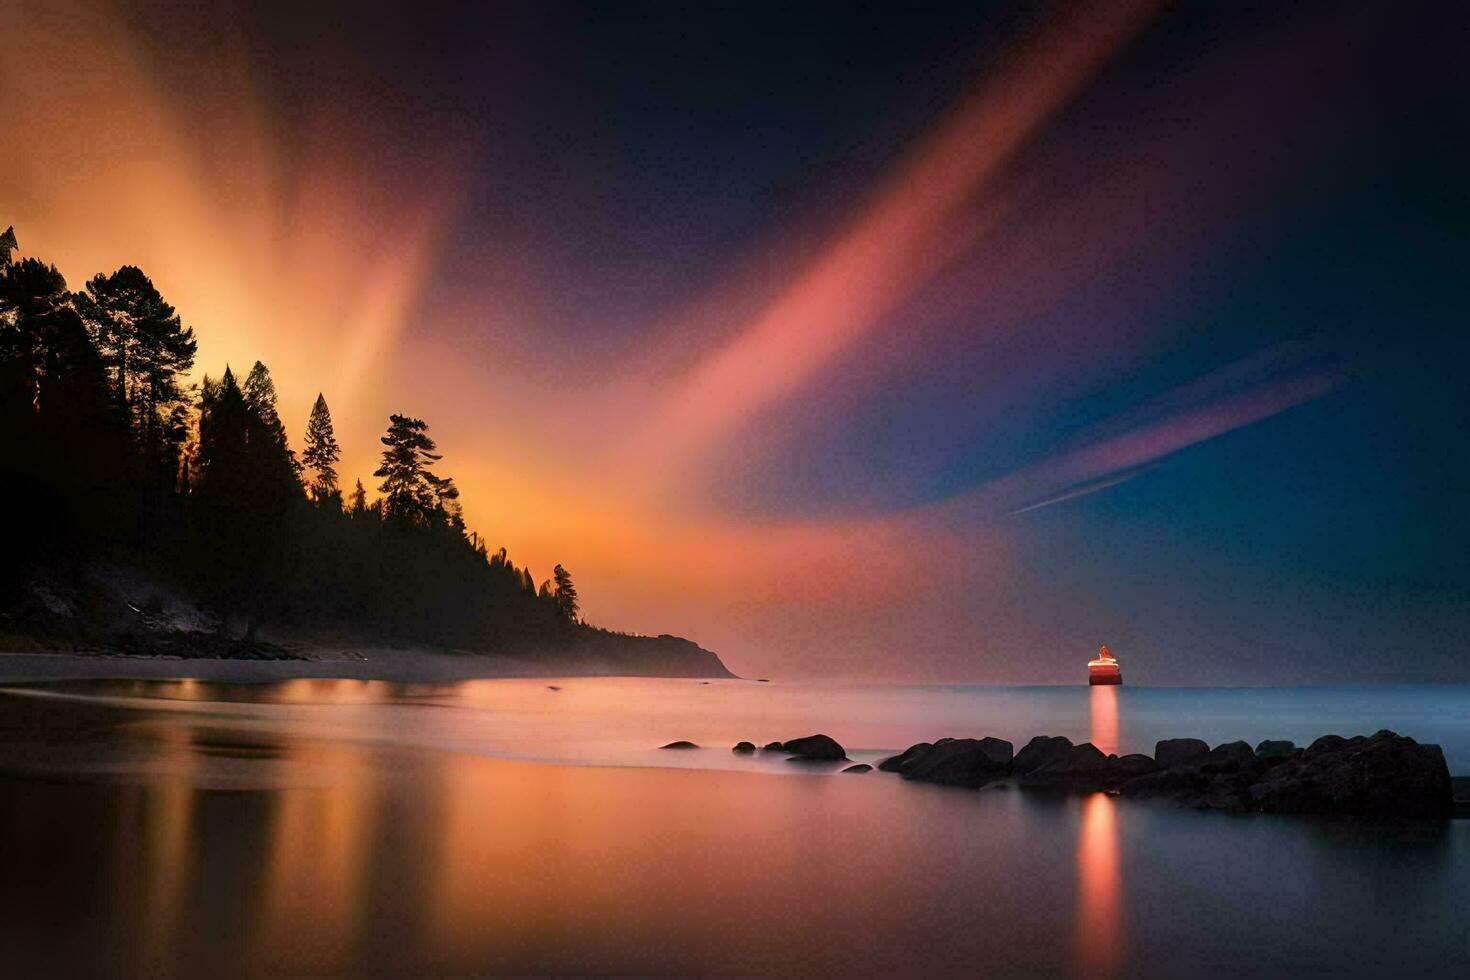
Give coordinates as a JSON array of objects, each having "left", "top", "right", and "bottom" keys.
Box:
[
  {"left": 349, "top": 478, "right": 367, "bottom": 516},
  {"left": 302, "top": 393, "right": 341, "bottom": 503},
  {"left": 74, "top": 266, "right": 196, "bottom": 472},
  {"left": 194, "top": 363, "right": 302, "bottom": 633},
  {"left": 1, "top": 243, "right": 126, "bottom": 549},
  {"left": 552, "top": 563, "right": 579, "bottom": 622},
  {"left": 195, "top": 367, "right": 249, "bottom": 489},
  {"left": 373, "top": 414, "right": 457, "bottom": 527}
]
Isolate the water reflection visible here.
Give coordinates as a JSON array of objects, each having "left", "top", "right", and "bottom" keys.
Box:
[
  {"left": 256, "top": 740, "right": 383, "bottom": 973},
  {"left": 2, "top": 684, "right": 1467, "bottom": 975},
  {"left": 1076, "top": 793, "right": 1122, "bottom": 978},
  {"left": 1089, "top": 683, "right": 1119, "bottom": 757},
  {"left": 1076, "top": 683, "right": 1123, "bottom": 977}
]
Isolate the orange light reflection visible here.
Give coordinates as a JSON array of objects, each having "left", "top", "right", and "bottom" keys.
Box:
[
  {"left": 1089, "top": 684, "right": 1119, "bottom": 758},
  {"left": 1075, "top": 792, "right": 1122, "bottom": 978}
]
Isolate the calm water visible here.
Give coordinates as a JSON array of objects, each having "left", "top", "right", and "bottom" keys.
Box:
[{"left": 0, "top": 678, "right": 1466, "bottom": 976}]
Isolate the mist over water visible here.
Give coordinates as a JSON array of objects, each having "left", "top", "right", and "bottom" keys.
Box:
[
  {"left": 1, "top": 679, "right": 1467, "bottom": 976},
  {"left": 7, "top": 676, "right": 1468, "bottom": 770}
]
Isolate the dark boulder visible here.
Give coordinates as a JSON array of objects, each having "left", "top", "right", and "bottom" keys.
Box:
[
  {"left": 1012, "top": 735, "right": 1073, "bottom": 775},
  {"left": 1020, "top": 742, "right": 1114, "bottom": 790},
  {"left": 660, "top": 740, "right": 698, "bottom": 750},
  {"left": 1247, "top": 730, "right": 1452, "bottom": 818},
  {"left": 1255, "top": 739, "right": 1296, "bottom": 760},
  {"left": 1111, "top": 753, "right": 1161, "bottom": 782},
  {"left": 761, "top": 741, "right": 784, "bottom": 751},
  {"left": 782, "top": 734, "right": 847, "bottom": 761},
  {"left": 842, "top": 764, "right": 873, "bottom": 773},
  {"left": 732, "top": 741, "right": 756, "bottom": 753},
  {"left": 900, "top": 737, "right": 1013, "bottom": 789},
  {"left": 1118, "top": 765, "right": 1214, "bottom": 803},
  {"left": 1203, "top": 740, "right": 1258, "bottom": 774},
  {"left": 1154, "top": 738, "right": 1210, "bottom": 769},
  {"left": 1307, "top": 734, "right": 1348, "bottom": 756},
  {"left": 878, "top": 742, "right": 933, "bottom": 773}
]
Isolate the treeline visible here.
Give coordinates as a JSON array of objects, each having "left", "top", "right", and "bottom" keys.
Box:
[{"left": 0, "top": 225, "right": 583, "bottom": 648}]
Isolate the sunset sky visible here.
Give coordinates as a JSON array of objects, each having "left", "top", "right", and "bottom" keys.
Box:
[{"left": 3, "top": 0, "right": 1466, "bottom": 682}]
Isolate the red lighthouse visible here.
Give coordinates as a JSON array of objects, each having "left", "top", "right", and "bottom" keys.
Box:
[{"left": 1088, "top": 645, "right": 1122, "bottom": 686}]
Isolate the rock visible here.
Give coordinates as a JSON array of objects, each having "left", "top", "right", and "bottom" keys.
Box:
[
  {"left": 1012, "top": 735, "right": 1073, "bottom": 775},
  {"left": 1111, "top": 753, "right": 1161, "bottom": 782},
  {"left": 1154, "top": 738, "right": 1210, "bottom": 769},
  {"left": 842, "top": 764, "right": 873, "bottom": 773},
  {"left": 1119, "top": 765, "right": 1214, "bottom": 803},
  {"left": 878, "top": 742, "right": 933, "bottom": 773},
  {"left": 1020, "top": 742, "right": 1114, "bottom": 790},
  {"left": 732, "top": 741, "right": 756, "bottom": 753},
  {"left": 901, "top": 738, "right": 1013, "bottom": 789},
  {"left": 782, "top": 734, "right": 847, "bottom": 761},
  {"left": 1246, "top": 730, "right": 1452, "bottom": 818},
  {"left": 1255, "top": 739, "right": 1296, "bottom": 758},
  {"left": 1202, "top": 741, "right": 1257, "bottom": 774},
  {"left": 1307, "top": 734, "right": 1348, "bottom": 757},
  {"left": 1255, "top": 739, "right": 1296, "bottom": 760},
  {"left": 761, "top": 741, "right": 784, "bottom": 751},
  {"left": 659, "top": 740, "right": 698, "bottom": 749}
]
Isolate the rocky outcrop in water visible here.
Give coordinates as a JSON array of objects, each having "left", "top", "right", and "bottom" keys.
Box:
[
  {"left": 878, "top": 742, "right": 933, "bottom": 773},
  {"left": 781, "top": 734, "right": 847, "bottom": 761},
  {"left": 1154, "top": 738, "right": 1210, "bottom": 769},
  {"left": 1011, "top": 735, "right": 1074, "bottom": 775},
  {"left": 882, "top": 729, "right": 1454, "bottom": 819},
  {"left": 660, "top": 740, "right": 698, "bottom": 750},
  {"left": 896, "top": 737, "right": 1013, "bottom": 788},
  {"left": 732, "top": 741, "right": 756, "bottom": 753}
]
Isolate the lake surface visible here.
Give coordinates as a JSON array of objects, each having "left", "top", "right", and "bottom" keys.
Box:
[{"left": 1, "top": 678, "right": 1467, "bottom": 976}]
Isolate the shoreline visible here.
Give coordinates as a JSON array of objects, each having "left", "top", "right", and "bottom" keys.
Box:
[{"left": 0, "top": 647, "right": 734, "bottom": 684}]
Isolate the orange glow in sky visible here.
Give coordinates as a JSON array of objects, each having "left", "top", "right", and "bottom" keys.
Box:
[{"left": 2, "top": 0, "right": 1355, "bottom": 680}]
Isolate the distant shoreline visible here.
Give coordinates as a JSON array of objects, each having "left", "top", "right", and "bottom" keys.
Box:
[{"left": 0, "top": 644, "right": 734, "bottom": 684}]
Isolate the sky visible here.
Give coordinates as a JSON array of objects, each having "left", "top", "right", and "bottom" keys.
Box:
[{"left": 2, "top": 0, "right": 1467, "bottom": 683}]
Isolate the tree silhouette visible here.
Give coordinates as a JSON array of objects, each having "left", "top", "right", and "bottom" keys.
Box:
[
  {"left": 349, "top": 478, "right": 367, "bottom": 516},
  {"left": 374, "top": 414, "right": 457, "bottom": 527},
  {"left": 74, "top": 266, "right": 196, "bottom": 481},
  {"left": 553, "top": 563, "right": 579, "bottom": 622},
  {"left": 194, "top": 363, "right": 302, "bottom": 635},
  {"left": 302, "top": 393, "right": 341, "bottom": 503},
  {"left": 2, "top": 222, "right": 624, "bottom": 660},
  {"left": 1, "top": 249, "right": 127, "bottom": 554},
  {"left": 243, "top": 361, "right": 299, "bottom": 475}
]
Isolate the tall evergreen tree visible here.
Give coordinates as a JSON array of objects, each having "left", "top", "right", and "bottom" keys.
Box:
[
  {"left": 1, "top": 246, "right": 125, "bottom": 550},
  {"left": 374, "top": 414, "right": 457, "bottom": 527},
  {"left": 195, "top": 367, "right": 249, "bottom": 487},
  {"left": 242, "top": 361, "right": 298, "bottom": 475},
  {"left": 74, "top": 266, "right": 196, "bottom": 474},
  {"left": 302, "top": 393, "right": 341, "bottom": 502},
  {"left": 552, "top": 563, "right": 579, "bottom": 622}
]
